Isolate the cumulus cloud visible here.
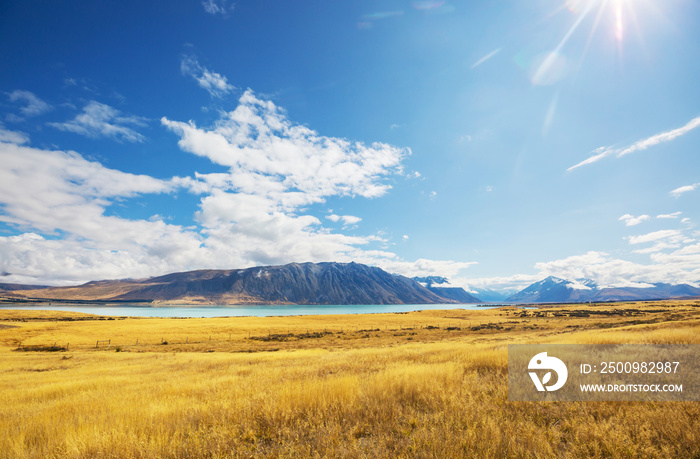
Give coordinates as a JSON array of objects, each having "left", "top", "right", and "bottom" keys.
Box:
[
  {"left": 158, "top": 89, "right": 421, "bottom": 272},
  {"left": 671, "top": 183, "right": 699, "bottom": 198},
  {"left": 48, "top": 101, "right": 147, "bottom": 142},
  {"left": 0, "top": 141, "right": 178, "bottom": 233},
  {"left": 568, "top": 116, "right": 700, "bottom": 171},
  {"left": 7, "top": 90, "right": 52, "bottom": 117},
  {"left": 618, "top": 214, "right": 650, "bottom": 226},
  {"left": 0, "top": 141, "right": 206, "bottom": 284},
  {"left": 181, "top": 55, "right": 234, "bottom": 98},
  {"left": 1, "top": 88, "right": 480, "bottom": 285},
  {"left": 162, "top": 89, "right": 408, "bottom": 204}
]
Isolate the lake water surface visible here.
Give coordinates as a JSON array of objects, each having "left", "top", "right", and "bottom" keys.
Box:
[{"left": 0, "top": 302, "right": 510, "bottom": 318}]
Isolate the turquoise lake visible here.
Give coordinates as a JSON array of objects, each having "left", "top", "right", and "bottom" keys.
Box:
[{"left": 0, "top": 302, "right": 510, "bottom": 318}]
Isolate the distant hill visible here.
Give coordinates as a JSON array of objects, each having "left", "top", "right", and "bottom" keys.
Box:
[
  {"left": 0, "top": 283, "right": 49, "bottom": 291},
  {"left": 9, "top": 262, "right": 467, "bottom": 305},
  {"left": 507, "top": 276, "right": 700, "bottom": 303}
]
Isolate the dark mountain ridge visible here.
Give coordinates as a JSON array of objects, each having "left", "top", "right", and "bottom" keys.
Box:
[{"left": 5, "top": 262, "right": 467, "bottom": 305}]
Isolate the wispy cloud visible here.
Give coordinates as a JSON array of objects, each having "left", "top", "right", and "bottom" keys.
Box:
[
  {"left": 568, "top": 115, "right": 700, "bottom": 172},
  {"left": 48, "top": 101, "right": 147, "bottom": 142},
  {"left": 671, "top": 182, "right": 700, "bottom": 198},
  {"left": 470, "top": 48, "right": 501, "bottom": 69},
  {"left": 618, "top": 116, "right": 700, "bottom": 157},
  {"left": 657, "top": 212, "right": 681, "bottom": 219},
  {"left": 202, "top": 0, "right": 234, "bottom": 16},
  {"left": 7, "top": 90, "right": 52, "bottom": 117},
  {"left": 327, "top": 214, "right": 362, "bottom": 228},
  {"left": 627, "top": 229, "right": 681, "bottom": 245},
  {"left": 181, "top": 55, "right": 234, "bottom": 98},
  {"left": 619, "top": 214, "right": 649, "bottom": 226}
]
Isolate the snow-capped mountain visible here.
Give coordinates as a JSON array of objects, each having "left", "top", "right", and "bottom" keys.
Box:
[
  {"left": 507, "top": 276, "right": 700, "bottom": 304},
  {"left": 506, "top": 276, "right": 592, "bottom": 303}
]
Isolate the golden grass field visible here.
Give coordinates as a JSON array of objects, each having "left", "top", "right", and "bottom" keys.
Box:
[{"left": 1, "top": 300, "right": 699, "bottom": 458}]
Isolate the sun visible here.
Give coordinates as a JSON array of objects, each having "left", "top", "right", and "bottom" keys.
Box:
[{"left": 537, "top": 0, "right": 654, "bottom": 81}]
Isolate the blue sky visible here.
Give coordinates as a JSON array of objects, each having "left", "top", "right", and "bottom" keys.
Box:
[{"left": 1, "top": 0, "right": 698, "bottom": 290}]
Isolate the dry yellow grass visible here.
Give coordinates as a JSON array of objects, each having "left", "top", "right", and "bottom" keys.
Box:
[{"left": 1, "top": 300, "right": 699, "bottom": 458}]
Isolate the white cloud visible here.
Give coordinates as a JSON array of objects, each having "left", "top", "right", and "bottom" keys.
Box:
[
  {"left": 618, "top": 214, "right": 650, "bottom": 226},
  {"left": 627, "top": 229, "right": 682, "bottom": 245},
  {"left": 48, "top": 101, "right": 147, "bottom": 142},
  {"left": 0, "top": 141, "right": 179, "bottom": 233},
  {"left": 0, "top": 124, "right": 29, "bottom": 145},
  {"left": 617, "top": 116, "right": 700, "bottom": 157},
  {"left": 1, "top": 88, "right": 481, "bottom": 285},
  {"left": 568, "top": 116, "right": 700, "bottom": 171},
  {"left": 632, "top": 242, "right": 679, "bottom": 255},
  {"left": 671, "top": 183, "right": 699, "bottom": 198},
  {"left": 453, "top": 273, "right": 541, "bottom": 292},
  {"left": 533, "top": 249, "right": 700, "bottom": 288},
  {"left": 162, "top": 89, "right": 408, "bottom": 204},
  {"left": 7, "top": 90, "right": 52, "bottom": 117},
  {"left": 402, "top": 235, "right": 409, "bottom": 241},
  {"left": 326, "top": 214, "right": 362, "bottom": 227},
  {"left": 159, "top": 89, "right": 420, "bottom": 271},
  {"left": 368, "top": 258, "right": 477, "bottom": 279},
  {"left": 181, "top": 55, "right": 234, "bottom": 98},
  {"left": 0, "top": 141, "right": 206, "bottom": 284},
  {"left": 202, "top": 0, "right": 234, "bottom": 16},
  {"left": 340, "top": 215, "right": 362, "bottom": 226},
  {"left": 657, "top": 212, "right": 682, "bottom": 219}
]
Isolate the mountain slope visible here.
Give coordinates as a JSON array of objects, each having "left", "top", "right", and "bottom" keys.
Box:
[
  {"left": 11, "top": 262, "right": 462, "bottom": 305},
  {"left": 0, "top": 283, "right": 49, "bottom": 291}
]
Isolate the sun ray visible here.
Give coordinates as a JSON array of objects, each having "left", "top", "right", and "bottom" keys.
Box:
[
  {"left": 532, "top": 1, "right": 595, "bottom": 84},
  {"left": 576, "top": 0, "right": 609, "bottom": 73}
]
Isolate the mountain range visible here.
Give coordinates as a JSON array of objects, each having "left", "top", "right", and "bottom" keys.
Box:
[
  {"left": 1, "top": 262, "right": 475, "bottom": 306},
  {"left": 505, "top": 276, "right": 700, "bottom": 304},
  {"left": 2, "top": 266, "right": 698, "bottom": 306}
]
